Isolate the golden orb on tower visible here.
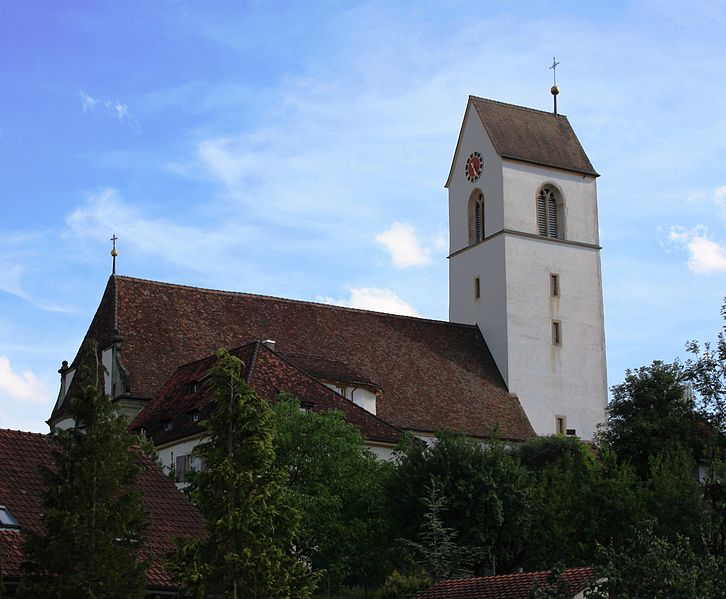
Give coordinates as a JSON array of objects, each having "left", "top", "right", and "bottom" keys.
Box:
[{"left": 551, "top": 85, "right": 560, "bottom": 96}]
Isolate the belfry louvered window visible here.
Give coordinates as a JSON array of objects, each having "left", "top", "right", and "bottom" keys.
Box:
[
  {"left": 469, "top": 191, "right": 485, "bottom": 245},
  {"left": 537, "top": 186, "right": 561, "bottom": 239}
]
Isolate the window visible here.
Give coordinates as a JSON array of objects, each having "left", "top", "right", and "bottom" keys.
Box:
[
  {"left": 0, "top": 506, "right": 20, "bottom": 529},
  {"left": 555, "top": 416, "right": 566, "bottom": 435},
  {"left": 552, "top": 320, "right": 562, "bottom": 345},
  {"left": 550, "top": 273, "right": 560, "bottom": 297},
  {"left": 537, "top": 186, "right": 562, "bottom": 239},
  {"left": 468, "top": 190, "right": 485, "bottom": 244},
  {"left": 175, "top": 455, "right": 205, "bottom": 483},
  {"left": 474, "top": 276, "right": 481, "bottom": 300}
]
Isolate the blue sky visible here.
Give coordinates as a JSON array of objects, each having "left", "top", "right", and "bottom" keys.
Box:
[{"left": 1, "top": 0, "right": 725, "bottom": 432}]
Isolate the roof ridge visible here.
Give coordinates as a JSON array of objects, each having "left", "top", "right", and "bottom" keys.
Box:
[
  {"left": 114, "top": 275, "right": 478, "bottom": 330},
  {"left": 446, "top": 565, "right": 595, "bottom": 582},
  {"left": 0, "top": 428, "right": 49, "bottom": 438},
  {"left": 469, "top": 95, "right": 569, "bottom": 119}
]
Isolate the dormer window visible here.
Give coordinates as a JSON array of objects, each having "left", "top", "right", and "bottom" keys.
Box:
[
  {"left": 0, "top": 505, "right": 20, "bottom": 529},
  {"left": 162, "top": 419, "right": 173, "bottom": 432}
]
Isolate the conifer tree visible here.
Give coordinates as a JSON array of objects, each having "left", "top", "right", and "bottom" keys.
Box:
[
  {"left": 19, "top": 340, "right": 149, "bottom": 599},
  {"left": 170, "top": 348, "right": 316, "bottom": 598}
]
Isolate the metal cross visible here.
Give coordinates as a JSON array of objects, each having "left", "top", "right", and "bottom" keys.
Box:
[
  {"left": 111, "top": 234, "right": 118, "bottom": 275},
  {"left": 549, "top": 57, "right": 560, "bottom": 86}
]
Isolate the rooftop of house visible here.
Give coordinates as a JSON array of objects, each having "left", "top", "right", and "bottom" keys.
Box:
[
  {"left": 416, "top": 567, "right": 597, "bottom": 599},
  {"left": 0, "top": 428, "right": 205, "bottom": 592},
  {"left": 54, "top": 275, "right": 535, "bottom": 442},
  {"left": 130, "top": 341, "right": 403, "bottom": 446}
]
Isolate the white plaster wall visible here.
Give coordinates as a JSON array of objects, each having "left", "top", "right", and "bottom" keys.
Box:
[
  {"left": 158, "top": 437, "right": 204, "bottom": 476},
  {"left": 350, "top": 387, "right": 377, "bottom": 415},
  {"left": 367, "top": 444, "right": 396, "bottom": 461},
  {"left": 53, "top": 416, "right": 75, "bottom": 430},
  {"left": 502, "top": 161, "right": 599, "bottom": 244},
  {"left": 101, "top": 347, "right": 113, "bottom": 397},
  {"left": 504, "top": 234, "right": 607, "bottom": 440},
  {"left": 449, "top": 235, "right": 509, "bottom": 384},
  {"left": 447, "top": 102, "right": 504, "bottom": 254}
]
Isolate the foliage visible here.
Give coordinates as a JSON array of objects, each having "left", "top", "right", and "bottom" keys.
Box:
[
  {"left": 529, "top": 565, "right": 574, "bottom": 599},
  {"left": 19, "top": 340, "right": 149, "bottom": 599},
  {"left": 586, "top": 521, "right": 725, "bottom": 599},
  {"left": 272, "top": 394, "right": 392, "bottom": 594},
  {"left": 387, "top": 430, "right": 531, "bottom": 573},
  {"left": 170, "top": 349, "right": 317, "bottom": 599},
  {"left": 135, "top": 428, "right": 162, "bottom": 468},
  {"left": 405, "top": 479, "right": 473, "bottom": 583},
  {"left": 373, "top": 570, "right": 431, "bottom": 599},
  {"left": 685, "top": 299, "right": 726, "bottom": 434},
  {"left": 600, "top": 360, "right": 699, "bottom": 479}
]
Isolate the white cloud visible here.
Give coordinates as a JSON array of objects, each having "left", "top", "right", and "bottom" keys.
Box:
[
  {"left": 375, "top": 222, "right": 432, "bottom": 268},
  {"left": 319, "top": 287, "right": 419, "bottom": 316},
  {"left": 79, "top": 90, "right": 137, "bottom": 128},
  {"left": 80, "top": 90, "right": 98, "bottom": 112},
  {"left": 0, "top": 356, "right": 50, "bottom": 404},
  {"left": 668, "top": 225, "right": 726, "bottom": 273}
]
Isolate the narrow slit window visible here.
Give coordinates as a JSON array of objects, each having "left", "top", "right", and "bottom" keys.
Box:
[
  {"left": 550, "top": 273, "right": 560, "bottom": 297},
  {"left": 474, "top": 276, "right": 481, "bottom": 300},
  {"left": 552, "top": 321, "right": 562, "bottom": 345},
  {"left": 555, "top": 416, "right": 566, "bottom": 435}
]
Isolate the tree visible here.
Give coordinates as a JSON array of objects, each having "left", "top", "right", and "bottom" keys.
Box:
[
  {"left": 586, "top": 521, "right": 725, "bottom": 599},
  {"left": 600, "top": 360, "right": 699, "bottom": 479},
  {"left": 170, "top": 349, "right": 316, "bottom": 599},
  {"left": 685, "top": 299, "right": 726, "bottom": 434},
  {"left": 19, "top": 340, "right": 149, "bottom": 599},
  {"left": 271, "top": 394, "right": 391, "bottom": 595},
  {"left": 405, "top": 479, "right": 473, "bottom": 583},
  {"left": 387, "top": 430, "right": 531, "bottom": 574}
]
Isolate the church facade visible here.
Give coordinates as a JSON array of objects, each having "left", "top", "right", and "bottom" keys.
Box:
[{"left": 49, "top": 96, "right": 607, "bottom": 473}]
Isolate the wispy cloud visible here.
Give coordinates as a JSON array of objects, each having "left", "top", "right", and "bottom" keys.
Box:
[
  {"left": 0, "top": 356, "right": 50, "bottom": 405},
  {"left": 669, "top": 225, "right": 726, "bottom": 274},
  {"left": 319, "top": 287, "right": 419, "bottom": 316},
  {"left": 79, "top": 90, "right": 138, "bottom": 128},
  {"left": 375, "top": 222, "right": 432, "bottom": 268}
]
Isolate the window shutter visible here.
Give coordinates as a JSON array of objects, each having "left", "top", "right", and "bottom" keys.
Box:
[
  {"left": 547, "top": 195, "right": 558, "bottom": 238},
  {"left": 475, "top": 202, "right": 482, "bottom": 242},
  {"left": 537, "top": 195, "right": 547, "bottom": 236}
]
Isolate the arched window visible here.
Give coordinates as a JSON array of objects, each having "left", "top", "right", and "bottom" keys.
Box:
[
  {"left": 468, "top": 190, "right": 485, "bottom": 245},
  {"left": 537, "top": 186, "right": 563, "bottom": 239}
]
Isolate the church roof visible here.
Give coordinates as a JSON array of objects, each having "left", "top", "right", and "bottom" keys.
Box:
[
  {"left": 130, "top": 341, "right": 403, "bottom": 446},
  {"left": 56, "top": 275, "right": 534, "bottom": 442},
  {"left": 0, "top": 428, "right": 205, "bottom": 591},
  {"left": 460, "top": 96, "right": 598, "bottom": 178},
  {"left": 416, "top": 567, "right": 597, "bottom": 599}
]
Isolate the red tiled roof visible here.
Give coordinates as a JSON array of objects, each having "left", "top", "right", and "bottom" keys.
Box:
[
  {"left": 470, "top": 97, "right": 598, "bottom": 177},
  {"left": 130, "top": 341, "right": 403, "bottom": 446},
  {"left": 55, "top": 276, "right": 534, "bottom": 442},
  {"left": 0, "top": 428, "right": 205, "bottom": 590},
  {"left": 416, "top": 567, "right": 597, "bottom": 599}
]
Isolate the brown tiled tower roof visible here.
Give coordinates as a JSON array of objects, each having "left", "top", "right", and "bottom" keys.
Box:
[
  {"left": 53, "top": 276, "right": 534, "bottom": 442},
  {"left": 468, "top": 96, "right": 598, "bottom": 177},
  {"left": 416, "top": 567, "right": 597, "bottom": 599},
  {"left": 131, "top": 341, "right": 403, "bottom": 446},
  {"left": 0, "top": 428, "right": 205, "bottom": 592}
]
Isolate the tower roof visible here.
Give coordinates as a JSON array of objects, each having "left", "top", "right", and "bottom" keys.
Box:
[{"left": 446, "top": 97, "right": 598, "bottom": 187}]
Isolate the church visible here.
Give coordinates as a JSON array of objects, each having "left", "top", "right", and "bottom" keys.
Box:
[{"left": 48, "top": 95, "right": 608, "bottom": 473}]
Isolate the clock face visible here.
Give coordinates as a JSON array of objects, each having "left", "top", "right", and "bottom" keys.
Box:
[{"left": 465, "top": 152, "right": 483, "bottom": 182}]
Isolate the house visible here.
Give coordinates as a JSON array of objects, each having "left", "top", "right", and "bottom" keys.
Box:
[
  {"left": 0, "top": 428, "right": 205, "bottom": 597},
  {"left": 48, "top": 95, "right": 607, "bottom": 472},
  {"left": 416, "top": 567, "right": 598, "bottom": 599}
]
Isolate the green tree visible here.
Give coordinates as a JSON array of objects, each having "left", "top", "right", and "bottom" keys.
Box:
[
  {"left": 600, "top": 361, "right": 699, "bottom": 479},
  {"left": 170, "top": 349, "right": 316, "bottom": 599},
  {"left": 19, "top": 340, "right": 149, "bottom": 599},
  {"left": 387, "top": 430, "right": 531, "bottom": 574},
  {"left": 271, "top": 394, "right": 392, "bottom": 595},
  {"left": 586, "top": 521, "right": 725, "bottom": 599}
]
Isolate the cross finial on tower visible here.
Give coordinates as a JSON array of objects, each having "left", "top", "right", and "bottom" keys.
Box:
[
  {"left": 549, "top": 57, "right": 560, "bottom": 115},
  {"left": 110, "top": 234, "right": 118, "bottom": 275}
]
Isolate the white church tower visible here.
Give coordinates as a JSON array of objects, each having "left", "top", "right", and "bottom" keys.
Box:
[{"left": 446, "top": 96, "right": 607, "bottom": 440}]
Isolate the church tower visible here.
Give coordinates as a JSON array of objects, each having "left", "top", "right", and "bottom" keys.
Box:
[{"left": 446, "top": 96, "right": 607, "bottom": 440}]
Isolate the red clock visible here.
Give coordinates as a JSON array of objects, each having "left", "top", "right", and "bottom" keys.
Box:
[{"left": 465, "top": 152, "right": 483, "bottom": 182}]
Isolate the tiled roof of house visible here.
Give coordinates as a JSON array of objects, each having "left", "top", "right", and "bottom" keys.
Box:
[
  {"left": 0, "top": 428, "right": 205, "bottom": 591},
  {"left": 130, "top": 341, "right": 403, "bottom": 446},
  {"left": 55, "top": 276, "right": 535, "bottom": 442},
  {"left": 470, "top": 96, "right": 598, "bottom": 177},
  {"left": 416, "top": 567, "right": 597, "bottom": 599}
]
